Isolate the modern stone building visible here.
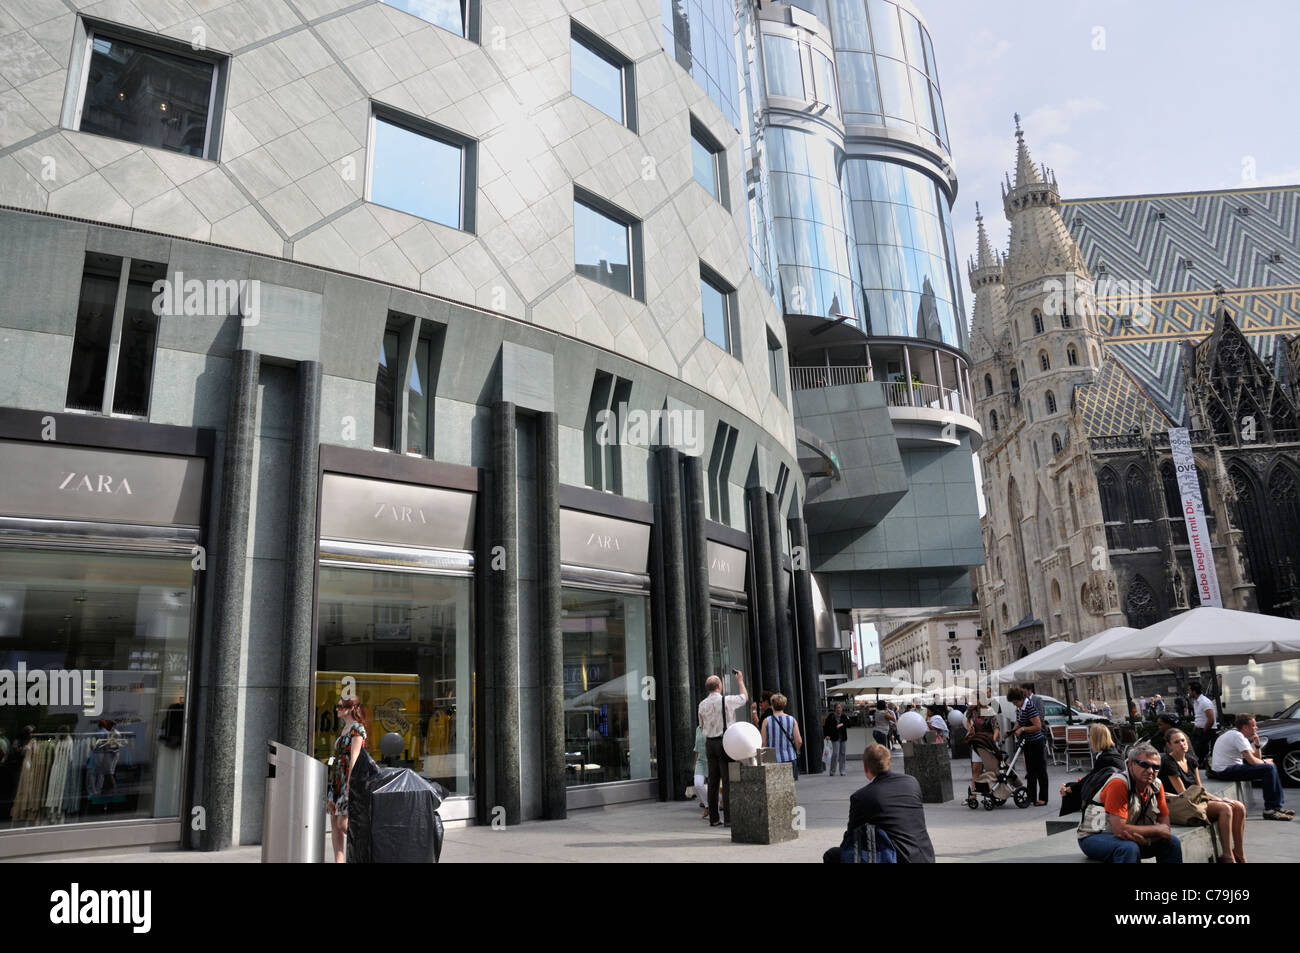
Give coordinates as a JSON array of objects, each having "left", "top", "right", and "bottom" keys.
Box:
[
  {"left": 970, "top": 123, "right": 1300, "bottom": 712},
  {"left": 878, "top": 607, "right": 983, "bottom": 689},
  {"left": 0, "top": 0, "right": 979, "bottom": 858}
]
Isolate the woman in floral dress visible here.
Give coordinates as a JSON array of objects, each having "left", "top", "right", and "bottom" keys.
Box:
[{"left": 327, "top": 697, "right": 367, "bottom": 864}]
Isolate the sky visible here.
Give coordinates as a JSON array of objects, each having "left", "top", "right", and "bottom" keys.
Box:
[
  {"left": 915, "top": 0, "right": 1300, "bottom": 520},
  {"left": 917, "top": 0, "right": 1300, "bottom": 302}
]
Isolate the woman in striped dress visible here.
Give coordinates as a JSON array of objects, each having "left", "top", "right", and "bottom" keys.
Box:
[{"left": 761, "top": 693, "right": 803, "bottom": 781}]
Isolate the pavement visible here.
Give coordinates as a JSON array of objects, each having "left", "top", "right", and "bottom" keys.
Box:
[{"left": 24, "top": 744, "right": 1300, "bottom": 863}]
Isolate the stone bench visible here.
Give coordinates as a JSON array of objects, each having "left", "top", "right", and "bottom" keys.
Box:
[{"left": 969, "top": 780, "right": 1251, "bottom": 863}]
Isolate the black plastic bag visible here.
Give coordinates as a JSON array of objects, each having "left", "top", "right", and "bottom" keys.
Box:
[{"left": 345, "top": 748, "right": 446, "bottom": 863}]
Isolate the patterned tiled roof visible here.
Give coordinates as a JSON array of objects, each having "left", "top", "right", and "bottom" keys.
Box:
[
  {"left": 1063, "top": 185, "right": 1300, "bottom": 417},
  {"left": 1073, "top": 357, "right": 1174, "bottom": 437}
]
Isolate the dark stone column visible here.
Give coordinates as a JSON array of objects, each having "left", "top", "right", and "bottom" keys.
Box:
[
  {"left": 747, "top": 485, "right": 778, "bottom": 696},
  {"left": 656, "top": 447, "right": 693, "bottom": 801},
  {"left": 790, "top": 516, "right": 823, "bottom": 773},
  {"left": 536, "top": 411, "right": 565, "bottom": 819},
  {"left": 202, "top": 348, "right": 258, "bottom": 851},
  {"left": 492, "top": 400, "right": 521, "bottom": 825},
  {"left": 768, "top": 492, "right": 796, "bottom": 709},
  {"left": 682, "top": 455, "right": 712, "bottom": 694},
  {"left": 278, "top": 360, "right": 320, "bottom": 754}
]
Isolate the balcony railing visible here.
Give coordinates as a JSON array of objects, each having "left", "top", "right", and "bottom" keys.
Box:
[
  {"left": 1089, "top": 427, "right": 1298, "bottom": 451},
  {"left": 791, "top": 366, "right": 973, "bottom": 417},
  {"left": 790, "top": 365, "right": 872, "bottom": 389}
]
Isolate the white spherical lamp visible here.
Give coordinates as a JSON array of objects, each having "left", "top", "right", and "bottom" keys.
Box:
[
  {"left": 723, "top": 721, "right": 762, "bottom": 761},
  {"left": 897, "top": 710, "right": 928, "bottom": 743},
  {"left": 947, "top": 708, "right": 967, "bottom": 729}
]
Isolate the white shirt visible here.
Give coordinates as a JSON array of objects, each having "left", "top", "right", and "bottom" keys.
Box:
[
  {"left": 1210, "top": 729, "right": 1253, "bottom": 773},
  {"left": 1193, "top": 694, "right": 1217, "bottom": 730},
  {"left": 698, "top": 691, "right": 747, "bottom": 738}
]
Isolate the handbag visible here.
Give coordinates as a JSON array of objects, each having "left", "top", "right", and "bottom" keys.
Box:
[{"left": 1167, "top": 784, "right": 1210, "bottom": 826}]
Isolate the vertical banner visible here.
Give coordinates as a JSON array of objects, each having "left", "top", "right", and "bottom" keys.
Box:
[
  {"left": 1169, "top": 428, "right": 1222, "bottom": 607},
  {"left": 848, "top": 628, "right": 860, "bottom": 673}
]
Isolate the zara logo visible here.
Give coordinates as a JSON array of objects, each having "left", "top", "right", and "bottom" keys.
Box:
[
  {"left": 373, "top": 502, "right": 429, "bottom": 524},
  {"left": 709, "top": 557, "right": 731, "bottom": 575},
  {"left": 58, "top": 472, "right": 133, "bottom": 495},
  {"left": 586, "top": 532, "right": 621, "bottom": 551}
]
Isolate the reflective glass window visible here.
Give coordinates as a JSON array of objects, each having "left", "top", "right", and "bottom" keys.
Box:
[
  {"left": 571, "top": 33, "right": 625, "bottom": 123},
  {"left": 370, "top": 117, "right": 464, "bottom": 228},
  {"left": 812, "top": 50, "right": 839, "bottom": 114},
  {"left": 830, "top": 0, "right": 872, "bottom": 50},
  {"left": 111, "top": 279, "right": 160, "bottom": 417},
  {"left": 574, "top": 198, "right": 633, "bottom": 296},
  {"left": 876, "top": 56, "right": 914, "bottom": 122},
  {"left": 374, "top": 330, "right": 399, "bottom": 450},
  {"left": 701, "top": 272, "right": 732, "bottom": 352},
  {"left": 912, "top": 68, "right": 935, "bottom": 132},
  {"left": 79, "top": 34, "right": 217, "bottom": 158},
  {"left": 901, "top": 10, "right": 926, "bottom": 68},
  {"left": 562, "top": 589, "right": 655, "bottom": 786},
  {"left": 922, "top": 28, "right": 938, "bottom": 82},
  {"left": 315, "top": 569, "right": 474, "bottom": 796},
  {"left": 659, "top": 0, "right": 739, "bottom": 127},
  {"left": 837, "top": 51, "right": 881, "bottom": 120},
  {"left": 382, "top": 0, "right": 465, "bottom": 36},
  {"left": 692, "top": 130, "right": 721, "bottom": 201},
  {"left": 406, "top": 337, "right": 432, "bottom": 456},
  {"left": 0, "top": 548, "right": 195, "bottom": 829},
  {"left": 867, "top": 0, "right": 904, "bottom": 60},
  {"left": 65, "top": 271, "right": 118, "bottom": 413},
  {"left": 762, "top": 34, "right": 803, "bottom": 99}
]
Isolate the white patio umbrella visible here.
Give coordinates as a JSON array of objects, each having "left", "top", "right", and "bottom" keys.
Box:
[
  {"left": 1062, "top": 608, "right": 1300, "bottom": 674},
  {"left": 1057, "top": 627, "right": 1140, "bottom": 676},
  {"left": 827, "top": 673, "right": 922, "bottom": 696},
  {"left": 993, "top": 639, "right": 1084, "bottom": 683}
]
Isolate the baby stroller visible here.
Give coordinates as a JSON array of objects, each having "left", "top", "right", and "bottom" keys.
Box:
[{"left": 965, "top": 734, "right": 1031, "bottom": 810}]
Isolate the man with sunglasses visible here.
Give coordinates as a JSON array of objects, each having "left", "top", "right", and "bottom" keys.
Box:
[{"left": 1077, "top": 741, "right": 1182, "bottom": 863}]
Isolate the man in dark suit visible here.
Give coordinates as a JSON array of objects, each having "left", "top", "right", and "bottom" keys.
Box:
[{"left": 822, "top": 743, "right": 936, "bottom": 863}]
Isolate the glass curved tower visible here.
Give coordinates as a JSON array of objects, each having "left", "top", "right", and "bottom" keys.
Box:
[{"left": 745, "top": 0, "right": 983, "bottom": 636}]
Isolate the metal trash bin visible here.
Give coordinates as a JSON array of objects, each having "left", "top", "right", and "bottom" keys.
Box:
[{"left": 262, "top": 741, "right": 326, "bottom": 863}]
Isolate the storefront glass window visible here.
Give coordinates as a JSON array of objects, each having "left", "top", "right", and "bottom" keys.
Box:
[
  {"left": 709, "top": 606, "right": 750, "bottom": 696},
  {"left": 406, "top": 336, "right": 432, "bottom": 456},
  {"left": 0, "top": 549, "right": 194, "bottom": 831},
  {"left": 562, "top": 588, "right": 654, "bottom": 786},
  {"left": 314, "top": 568, "right": 473, "bottom": 796}
]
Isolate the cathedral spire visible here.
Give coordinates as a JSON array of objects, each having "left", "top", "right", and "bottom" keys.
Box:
[
  {"left": 1000, "top": 119, "right": 1085, "bottom": 279},
  {"left": 968, "top": 202, "right": 1004, "bottom": 292},
  {"left": 1013, "top": 116, "right": 1044, "bottom": 189}
]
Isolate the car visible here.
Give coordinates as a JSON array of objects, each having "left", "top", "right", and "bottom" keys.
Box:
[
  {"left": 989, "top": 694, "right": 1105, "bottom": 736},
  {"left": 1255, "top": 698, "right": 1300, "bottom": 786}
]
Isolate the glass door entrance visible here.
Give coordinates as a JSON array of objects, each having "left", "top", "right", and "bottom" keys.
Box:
[{"left": 709, "top": 605, "right": 750, "bottom": 704}]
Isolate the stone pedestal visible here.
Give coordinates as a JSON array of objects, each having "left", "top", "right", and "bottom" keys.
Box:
[
  {"left": 727, "top": 761, "right": 798, "bottom": 844},
  {"left": 901, "top": 742, "right": 953, "bottom": 803}
]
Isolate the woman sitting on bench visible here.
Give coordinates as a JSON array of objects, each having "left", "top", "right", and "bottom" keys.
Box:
[{"left": 1160, "top": 728, "right": 1247, "bottom": 863}]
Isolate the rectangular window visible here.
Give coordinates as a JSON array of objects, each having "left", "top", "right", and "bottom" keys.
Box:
[
  {"left": 405, "top": 335, "right": 435, "bottom": 456},
  {"left": 762, "top": 34, "right": 803, "bottom": 99},
  {"left": 700, "top": 264, "right": 738, "bottom": 356},
  {"left": 707, "top": 421, "right": 738, "bottom": 523},
  {"left": 690, "top": 118, "right": 725, "bottom": 204},
  {"left": 0, "top": 549, "right": 195, "bottom": 830},
  {"left": 562, "top": 588, "right": 655, "bottom": 786},
  {"left": 571, "top": 24, "right": 636, "bottom": 130},
  {"left": 574, "top": 189, "right": 642, "bottom": 299},
  {"left": 316, "top": 568, "right": 474, "bottom": 796},
  {"left": 767, "top": 330, "right": 785, "bottom": 402},
  {"left": 65, "top": 254, "right": 163, "bottom": 417},
  {"left": 373, "top": 329, "right": 400, "bottom": 451},
  {"left": 584, "top": 371, "right": 633, "bottom": 493},
  {"left": 368, "top": 110, "right": 475, "bottom": 231},
  {"left": 382, "top": 0, "right": 470, "bottom": 39},
  {"left": 73, "top": 27, "right": 223, "bottom": 159}
]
